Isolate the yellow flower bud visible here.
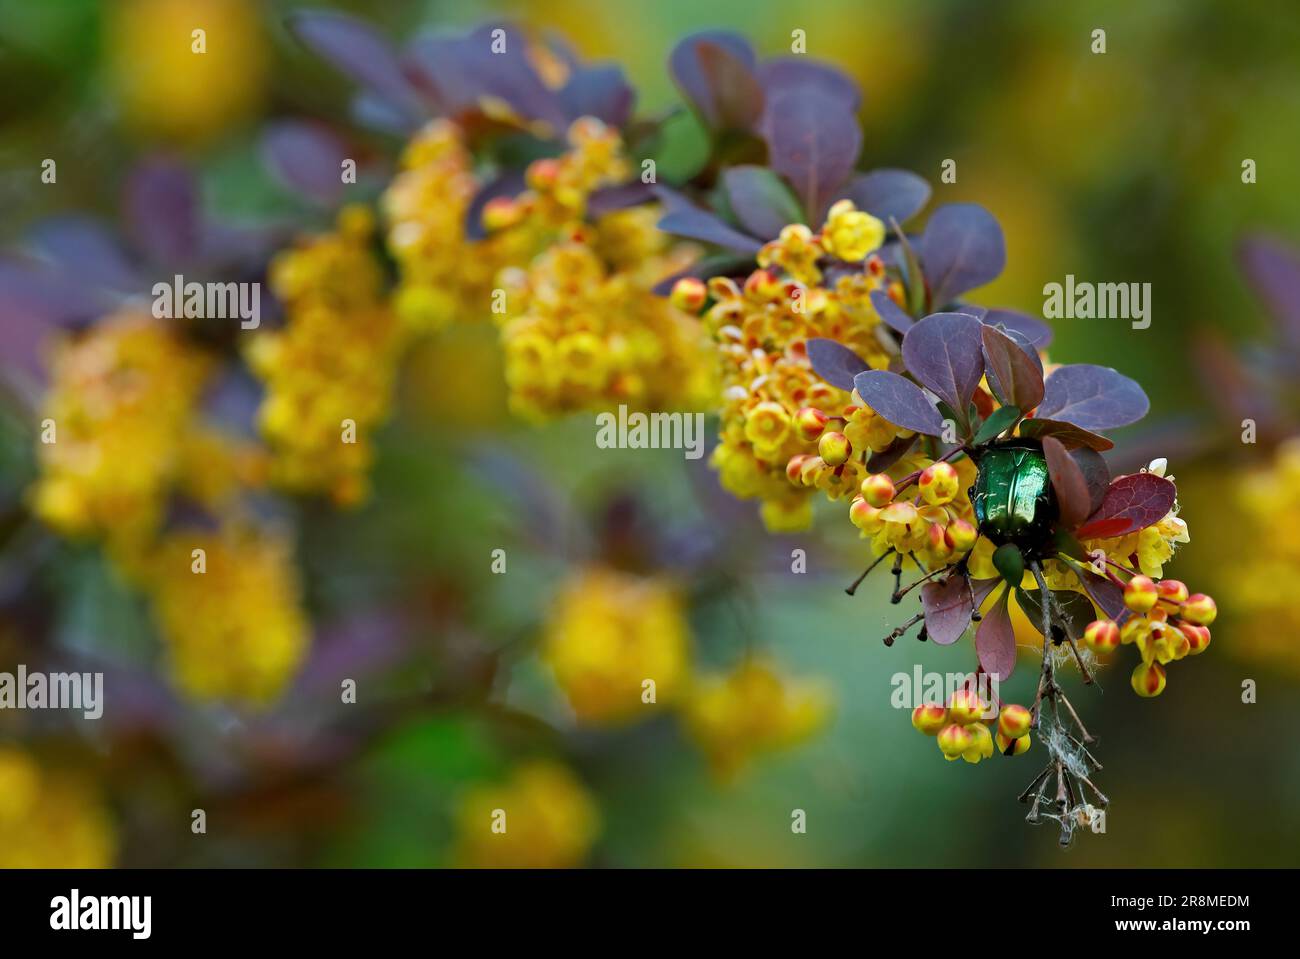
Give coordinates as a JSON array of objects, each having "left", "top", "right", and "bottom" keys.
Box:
[
  {"left": 911, "top": 704, "right": 948, "bottom": 735},
  {"left": 1131, "top": 661, "right": 1167, "bottom": 697},
  {"left": 1084, "top": 618, "right": 1121, "bottom": 653},
  {"left": 1180, "top": 593, "right": 1217, "bottom": 626},
  {"left": 937, "top": 723, "right": 973, "bottom": 759},
  {"left": 997, "top": 704, "right": 1032, "bottom": 740},
  {"left": 818, "top": 431, "right": 852, "bottom": 467},
  {"left": 1124, "top": 575, "right": 1159, "bottom": 613},
  {"left": 918, "top": 461, "right": 959, "bottom": 506},
  {"left": 860, "top": 473, "right": 896, "bottom": 508}
]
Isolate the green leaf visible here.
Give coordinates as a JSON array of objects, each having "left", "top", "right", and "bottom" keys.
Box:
[
  {"left": 992, "top": 543, "right": 1025, "bottom": 586},
  {"left": 891, "top": 217, "right": 927, "bottom": 315},
  {"left": 646, "top": 109, "right": 710, "bottom": 183},
  {"left": 973, "top": 405, "right": 1021, "bottom": 445}
]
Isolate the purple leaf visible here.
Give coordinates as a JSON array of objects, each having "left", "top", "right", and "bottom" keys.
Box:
[
  {"left": 870, "top": 288, "right": 914, "bottom": 334},
  {"left": 919, "top": 203, "right": 1006, "bottom": 307},
  {"left": 558, "top": 63, "right": 635, "bottom": 126},
  {"left": 654, "top": 187, "right": 762, "bottom": 253},
  {"left": 1075, "top": 566, "right": 1128, "bottom": 622},
  {"left": 761, "top": 86, "right": 862, "bottom": 223},
  {"left": 980, "top": 324, "right": 1044, "bottom": 412},
  {"left": 1037, "top": 364, "right": 1150, "bottom": 432},
  {"left": 723, "top": 165, "right": 805, "bottom": 240},
  {"left": 981, "top": 307, "right": 1053, "bottom": 349},
  {"left": 404, "top": 25, "right": 567, "bottom": 130},
  {"left": 1074, "top": 472, "right": 1176, "bottom": 540},
  {"left": 586, "top": 181, "right": 654, "bottom": 218},
  {"left": 952, "top": 304, "right": 989, "bottom": 320},
  {"left": 1042, "top": 436, "right": 1091, "bottom": 529},
  {"left": 464, "top": 171, "right": 527, "bottom": 241},
  {"left": 758, "top": 58, "right": 860, "bottom": 111},
  {"left": 970, "top": 577, "right": 1002, "bottom": 608},
  {"left": 1017, "top": 418, "right": 1114, "bottom": 452},
  {"left": 851, "top": 369, "right": 946, "bottom": 436},
  {"left": 975, "top": 588, "right": 1016, "bottom": 680},
  {"left": 922, "top": 573, "right": 975, "bottom": 646},
  {"left": 806, "top": 338, "right": 870, "bottom": 391},
  {"left": 262, "top": 121, "right": 350, "bottom": 206},
  {"left": 123, "top": 158, "right": 200, "bottom": 266},
  {"left": 865, "top": 433, "right": 917, "bottom": 472},
  {"left": 25, "top": 216, "right": 140, "bottom": 294},
  {"left": 287, "top": 10, "right": 422, "bottom": 124},
  {"left": 669, "top": 32, "right": 760, "bottom": 131},
  {"left": 1239, "top": 235, "right": 1300, "bottom": 350},
  {"left": 835, "top": 169, "right": 931, "bottom": 225},
  {"left": 901, "top": 311, "right": 986, "bottom": 413},
  {"left": 1071, "top": 447, "right": 1111, "bottom": 514}
]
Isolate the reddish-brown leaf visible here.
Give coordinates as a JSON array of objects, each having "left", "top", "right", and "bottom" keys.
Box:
[
  {"left": 921, "top": 573, "right": 974, "bottom": 646},
  {"left": 975, "top": 587, "right": 1017, "bottom": 680},
  {"left": 1042, "top": 436, "right": 1091, "bottom": 529},
  {"left": 1075, "top": 473, "right": 1176, "bottom": 540}
]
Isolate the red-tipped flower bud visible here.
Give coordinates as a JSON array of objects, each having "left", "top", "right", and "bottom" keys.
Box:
[
  {"left": 911, "top": 704, "right": 948, "bottom": 735},
  {"left": 947, "top": 688, "right": 985, "bottom": 725},
  {"left": 1124, "top": 575, "right": 1159, "bottom": 613},
  {"left": 860, "top": 473, "right": 896, "bottom": 508},
  {"left": 818, "top": 431, "right": 852, "bottom": 467},
  {"left": 937, "top": 723, "right": 973, "bottom": 759},
  {"left": 946, "top": 518, "right": 978, "bottom": 553},
  {"left": 795, "top": 406, "right": 830, "bottom": 442},
  {"left": 1131, "top": 661, "right": 1167, "bottom": 697},
  {"left": 997, "top": 704, "right": 1032, "bottom": 740},
  {"left": 918, "top": 461, "right": 960, "bottom": 506},
  {"left": 1180, "top": 593, "right": 1217, "bottom": 626},
  {"left": 1180, "top": 623, "right": 1212, "bottom": 655},
  {"left": 995, "top": 731, "right": 1032, "bottom": 756},
  {"left": 1084, "top": 618, "right": 1121, "bottom": 653},
  {"left": 1156, "top": 579, "right": 1189, "bottom": 605},
  {"left": 669, "top": 277, "right": 707, "bottom": 313}
]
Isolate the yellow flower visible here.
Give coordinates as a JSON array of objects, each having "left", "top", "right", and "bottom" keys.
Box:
[
  {"left": 106, "top": 0, "right": 267, "bottom": 143},
  {"left": 252, "top": 206, "right": 405, "bottom": 506},
  {"left": 0, "top": 748, "right": 115, "bottom": 868},
  {"left": 543, "top": 568, "right": 691, "bottom": 725},
  {"left": 820, "top": 200, "right": 886, "bottom": 262},
  {"left": 700, "top": 249, "right": 899, "bottom": 532},
  {"left": 146, "top": 525, "right": 309, "bottom": 706},
  {"left": 29, "top": 310, "right": 210, "bottom": 549},
  {"left": 454, "top": 761, "right": 600, "bottom": 868},
  {"left": 683, "top": 659, "right": 831, "bottom": 779}
]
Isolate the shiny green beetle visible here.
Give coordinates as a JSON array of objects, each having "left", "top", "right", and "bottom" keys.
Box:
[{"left": 970, "top": 440, "right": 1058, "bottom": 553}]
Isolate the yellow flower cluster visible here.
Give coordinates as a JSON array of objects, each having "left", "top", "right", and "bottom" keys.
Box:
[
  {"left": 542, "top": 566, "right": 830, "bottom": 776},
  {"left": 106, "top": 0, "right": 267, "bottom": 144},
  {"left": 28, "top": 306, "right": 308, "bottom": 707},
  {"left": 850, "top": 455, "right": 981, "bottom": 572},
  {"left": 912, "top": 694, "right": 1033, "bottom": 763},
  {"left": 692, "top": 205, "right": 904, "bottom": 531},
  {"left": 492, "top": 127, "right": 711, "bottom": 419},
  {"left": 29, "top": 310, "right": 212, "bottom": 554},
  {"left": 145, "top": 526, "right": 309, "bottom": 706},
  {"left": 498, "top": 217, "right": 711, "bottom": 420},
  {"left": 682, "top": 659, "right": 831, "bottom": 780},
  {"left": 454, "top": 760, "right": 600, "bottom": 868},
  {"left": 384, "top": 116, "right": 712, "bottom": 419},
  {"left": 543, "top": 567, "right": 690, "bottom": 724},
  {"left": 1229, "top": 437, "right": 1300, "bottom": 664},
  {"left": 251, "top": 205, "right": 406, "bottom": 507},
  {"left": 384, "top": 120, "right": 508, "bottom": 332},
  {"left": 0, "top": 748, "right": 115, "bottom": 868}
]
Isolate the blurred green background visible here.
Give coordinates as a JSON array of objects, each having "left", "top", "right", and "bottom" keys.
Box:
[{"left": 2, "top": 0, "right": 1298, "bottom": 867}]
